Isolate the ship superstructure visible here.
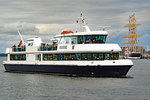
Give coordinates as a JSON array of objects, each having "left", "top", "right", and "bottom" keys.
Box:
[{"left": 3, "top": 14, "right": 133, "bottom": 77}]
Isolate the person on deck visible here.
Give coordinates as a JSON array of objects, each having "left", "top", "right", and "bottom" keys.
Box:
[{"left": 89, "top": 39, "right": 92, "bottom": 44}]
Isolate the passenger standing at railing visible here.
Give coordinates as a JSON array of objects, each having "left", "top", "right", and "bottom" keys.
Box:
[
  {"left": 81, "top": 39, "right": 83, "bottom": 44},
  {"left": 12, "top": 45, "right": 16, "bottom": 52},
  {"left": 89, "top": 39, "right": 92, "bottom": 44},
  {"left": 93, "top": 39, "right": 95, "bottom": 43},
  {"left": 12, "top": 45, "right": 16, "bottom": 48},
  {"left": 22, "top": 45, "right": 26, "bottom": 51},
  {"left": 46, "top": 44, "right": 48, "bottom": 49}
]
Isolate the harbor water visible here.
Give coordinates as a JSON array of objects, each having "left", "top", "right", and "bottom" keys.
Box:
[{"left": 0, "top": 57, "right": 150, "bottom": 100}]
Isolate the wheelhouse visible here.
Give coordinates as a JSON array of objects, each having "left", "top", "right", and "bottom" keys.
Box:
[{"left": 59, "top": 35, "right": 107, "bottom": 44}]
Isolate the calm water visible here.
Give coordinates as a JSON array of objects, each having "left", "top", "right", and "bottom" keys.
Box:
[{"left": 0, "top": 57, "right": 150, "bottom": 100}]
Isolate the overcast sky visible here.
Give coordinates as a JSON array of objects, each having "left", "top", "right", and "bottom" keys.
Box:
[{"left": 0, "top": 0, "right": 150, "bottom": 53}]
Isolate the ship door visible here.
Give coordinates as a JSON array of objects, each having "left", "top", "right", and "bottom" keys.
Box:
[{"left": 35, "top": 54, "right": 41, "bottom": 61}]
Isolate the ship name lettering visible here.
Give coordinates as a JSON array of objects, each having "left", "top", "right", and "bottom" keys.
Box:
[{"left": 59, "top": 46, "right": 67, "bottom": 49}]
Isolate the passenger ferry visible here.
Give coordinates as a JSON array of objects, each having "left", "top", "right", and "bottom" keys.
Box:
[{"left": 3, "top": 14, "right": 133, "bottom": 77}]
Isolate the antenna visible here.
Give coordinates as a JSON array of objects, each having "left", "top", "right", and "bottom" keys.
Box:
[
  {"left": 76, "top": 13, "right": 91, "bottom": 32},
  {"left": 97, "top": 26, "right": 111, "bottom": 31},
  {"left": 77, "top": 13, "right": 87, "bottom": 25}
]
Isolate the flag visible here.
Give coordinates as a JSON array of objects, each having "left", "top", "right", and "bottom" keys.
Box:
[
  {"left": 19, "top": 41, "right": 22, "bottom": 46},
  {"left": 82, "top": 19, "right": 84, "bottom": 23}
]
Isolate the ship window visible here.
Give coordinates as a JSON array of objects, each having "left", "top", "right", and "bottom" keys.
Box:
[
  {"left": 43, "top": 54, "right": 53, "bottom": 61},
  {"left": 93, "top": 53, "right": 98, "bottom": 60},
  {"left": 57, "top": 54, "right": 64, "bottom": 60},
  {"left": 71, "top": 37, "right": 77, "bottom": 44},
  {"left": 59, "top": 37, "right": 70, "bottom": 44},
  {"left": 112, "top": 53, "right": 119, "bottom": 60},
  {"left": 70, "top": 53, "right": 76, "bottom": 60},
  {"left": 80, "top": 35, "right": 107, "bottom": 44},
  {"left": 98, "top": 53, "right": 104, "bottom": 60},
  {"left": 43, "top": 54, "right": 48, "bottom": 60},
  {"left": 84, "top": 36, "right": 91, "bottom": 44},
  {"left": 36, "top": 54, "right": 41, "bottom": 61},
  {"left": 48, "top": 54, "right": 53, "bottom": 60},
  {"left": 105, "top": 53, "right": 110, "bottom": 60},
  {"left": 92, "top": 35, "right": 107, "bottom": 43},
  {"left": 76, "top": 53, "right": 81, "bottom": 60},
  {"left": 81, "top": 54, "right": 86, "bottom": 60},
  {"left": 78, "top": 36, "right": 83, "bottom": 44},
  {"left": 39, "top": 53, "right": 119, "bottom": 61},
  {"left": 64, "top": 54, "right": 71, "bottom": 60},
  {"left": 10, "top": 54, "right": 26, "bottom": 61},
  {"left": 87, "top": 53, "right": 92, "bottom": 60},
  {"left": 59, "top": 37, "right": 65, "bottom": 44},
  {"left": 53, "top": 54, "right": 57, "bottom": 60},
  {"left": 64, "top": 54, "right": 68, "bottom": 60}
]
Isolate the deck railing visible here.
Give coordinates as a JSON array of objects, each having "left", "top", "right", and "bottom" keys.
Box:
[{"left": 12, "top": 47, "right": 26, "bottom": 52}]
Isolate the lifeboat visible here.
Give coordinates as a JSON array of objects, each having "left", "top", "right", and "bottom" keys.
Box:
[{"left": 61, "top": 31, "right": 73, "bottom": 34}]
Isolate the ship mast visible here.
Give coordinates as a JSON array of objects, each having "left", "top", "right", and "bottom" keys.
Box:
[
  {"left": 17, "top": 30, "right": 25, "bottom": 45},
  {"left": 77, "top": 13, "right": 91, "bottom": 32},
  {"left": 122, "top": 13, "right": 142, "bottom": 52}
]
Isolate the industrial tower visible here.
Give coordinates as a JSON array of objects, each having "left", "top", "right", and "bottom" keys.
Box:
[{"left": 122, "top": 13, "right": 142, "bottom": 52}]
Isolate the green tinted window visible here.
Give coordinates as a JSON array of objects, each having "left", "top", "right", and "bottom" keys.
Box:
[
  {"left": 87, "top": 53, "right": 92, "bottom": 60},
  {"left": 43, "top": 54, "right": 48, "bottom": 60},
  {"left": 71, "top": 53, "right": 77, "bottom": 60},
  {"left": 76, "top": 53, "right": 81, "bottom": 60},
  {"left": 98, "top": 53, "right": 104, "bottom": 60},
  {"left": 84, "top": 36, "right": 92, "bottom": 44},
  {"left": 92, "top": 35, "right": 107, "bottom": 43},
  {"left": 40, "top": 53, "right": 119, "bottom": 61},
  {"left": 78, "top": 36, "right": 83, "bottom": 44},
  {"left": 93, "top": 53, "right": 98, "bottom": 60},
  {"left": 53, "top": 54, "right": 57, "bottom": 60},
  {"left": 81, "top": 54, "right": 87, "bottom": 60},
  {"left": 105, "top": 53, "right": 110, "bottom": 60},
  {"left": 112, "top": 53, "right": 119, "bottom": 60},
  {"left": 72, "top": 37, "right": 77, "bottom": 44},
  {"left": 35, "top": 54, "right": 41, "bottom": 60},
  {"left": 10, "top": 54, "right": 26, "bottom": 61}
]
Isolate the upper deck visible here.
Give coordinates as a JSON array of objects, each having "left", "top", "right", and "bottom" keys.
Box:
[
  {"left": 6, "top": 28, "right": 118, "bottom": 54},
  {"left": 4, "top": 14, "right": 123, "bottom": 62},
  {"left": 5, "top": 13, "right": 120, "bottom": 54}
]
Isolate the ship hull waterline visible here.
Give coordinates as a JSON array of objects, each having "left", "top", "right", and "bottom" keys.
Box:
[{"left": 3, "top": 64, "right": 132, "bottom": 77}]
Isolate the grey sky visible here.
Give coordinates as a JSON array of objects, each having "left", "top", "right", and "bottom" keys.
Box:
[{"left": 0, "top": 0, "right": 150, "bottom": 52}]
